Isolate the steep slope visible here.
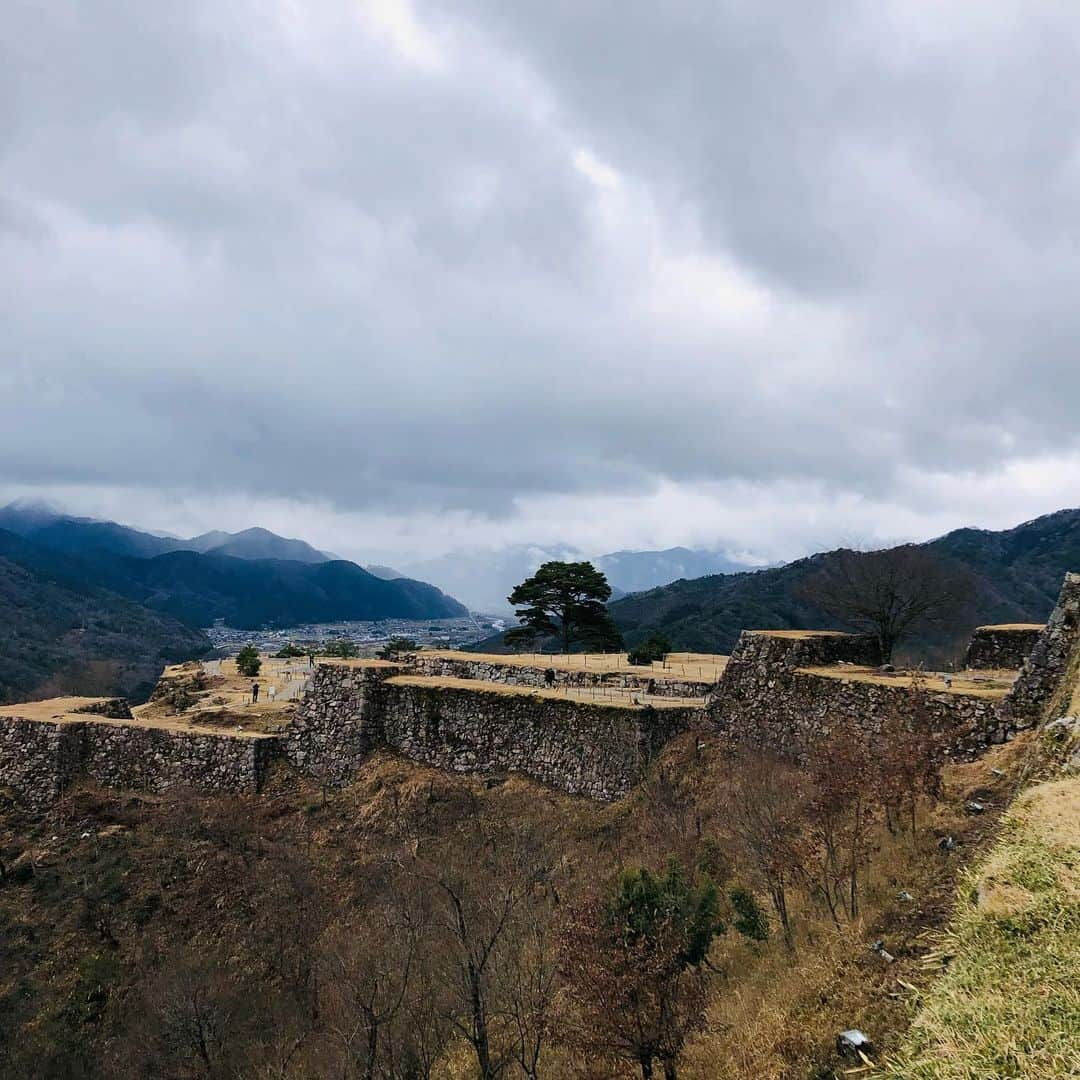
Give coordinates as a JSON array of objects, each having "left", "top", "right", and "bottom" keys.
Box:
[
  {"left": 34, "top": 548, "right": 468, "bottom": 629},
  {"left": 0, "top": 540, "right": 210, "bottom": 704},
  {"left": 611, "top": 509, "right": 1080, "bottom": 659}
]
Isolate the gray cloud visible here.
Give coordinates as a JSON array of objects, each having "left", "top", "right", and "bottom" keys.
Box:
[{"left": 3, "top": 0, "right": 1080, "bottom": 561}]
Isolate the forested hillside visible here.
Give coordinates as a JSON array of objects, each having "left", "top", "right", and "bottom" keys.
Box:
[
  {"left": 0, "top": 554, "right": 210, "bottom": 704},
  {"left": 0, "top": 506, "right": 468, "bottom": 630},
  {"left": 611, "top": 509, "right": 1080, "bottom": 660}
]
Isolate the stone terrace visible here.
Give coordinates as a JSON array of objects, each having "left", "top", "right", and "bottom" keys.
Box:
[
  {"left": 409, "top": 649, "right": 725, "bottom": 700},
  {"left": 0, "top": 696, "right": 279, "bottom": 808}
]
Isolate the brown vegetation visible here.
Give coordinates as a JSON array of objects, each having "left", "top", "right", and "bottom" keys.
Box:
[{"left": 0, "top": 697, "right": 1034, "bottom": 1079}]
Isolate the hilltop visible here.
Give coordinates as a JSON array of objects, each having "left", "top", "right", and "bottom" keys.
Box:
[{"left": 611, "top": 508, "right": 1080, "bottom": 661}]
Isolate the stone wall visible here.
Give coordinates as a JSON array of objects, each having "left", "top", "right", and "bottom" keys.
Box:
[
  {"left": 0, "top": 713, "right": 279, "bottom": 808},
  {"left": 711, "top": 668, "right": 1006, "bottom": 759},
  {"left": 715, "top": 630, "right": 883, "bottom": 679},
  {"left": 283, "top": 662, "right": 700, "bottom": 800},
  {"left": 409, "top": 654, "right": 713, "bottom": 699},
  {"left": 709, "top": 630, "right": 1004, "bottom": 758},
  {"left": 78, "top": 721, "right": 278, "bottom": 796},
  {"left": 0, "top": 718, "right": 84, "bottom": 809},
  {"left": 284, "top": 662, "right": 405, "bottom": 784},
  {"left": 1000, "top": 573, "right": 1080, "bottom": 729},
  {"left": 963, "top": 625, "right": 1044, "bottom": 670},
  {"left": 380, "top": 680, "right": 697, "bottom": 800}
]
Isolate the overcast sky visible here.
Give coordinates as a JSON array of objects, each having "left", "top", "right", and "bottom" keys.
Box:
[{"left": 3, "top": 1, "right": 1080, "bottom": 566}]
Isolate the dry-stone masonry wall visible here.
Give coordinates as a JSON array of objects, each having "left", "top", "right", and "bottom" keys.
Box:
[
  {"left": 999, "top": 573, "right": 1080, "bottom": 729},
  {"left": 283, "top": 662, "right": 699, "bottom": 800},
  {"left": 380, "top": 680, "right": 697, "bottom": 800},
  {"left": 0, "top": 719, "right": 85, "bottom": 809},
  {"left": 0, "top": 697, "right": 279, "bottom": 808},
  {"left": 409, "top": 654, "right": 714, "bottom": 698},
  {"left": 708, "top": 630, "right": 1006, "bottom": 758},
  {"left": 78, "top": 721, "right": 278, "bottom": 796},
  {"left": 284, "top": 662, "right": 404, "bottom": 785},
  {"left": 963, "top": 625, "right": 1044, "bottom": 670}
]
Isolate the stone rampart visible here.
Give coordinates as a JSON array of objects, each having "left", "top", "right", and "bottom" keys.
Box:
[
  {"left": 283, "top": 663, "right": 700, "bottom": 800},
  {"left": 718, "top": 630, "right": 883, "bottom": 677},
  {"left": 708, "top": 630, "right": 1004, "bottom": 758},
  {"left": 711, "top": 668, "right": 1006, "bottom": 759},
  {"left": 963, "top": 625, "right": 1044, "bottom": 670},
  {"left": 380, "top": 680, "right": 696, "bottom": 801},
  {"left": 78, "top": 721, "right": 278, "bottom": 796},
  {"left": 0, "top": 718, "right": 84, "bottom": 808},
  {"left": 1000, "top": 573, "right": 1080, "bottom": 729},
  {"left": 284, "top": 661, "right": 405, "bottom": 784},
  {"left": 0, "top": 701, "right": 280, "bottom": 808},
  {"left": 409, "top": 654, "right": 713, "bottom": 699}
]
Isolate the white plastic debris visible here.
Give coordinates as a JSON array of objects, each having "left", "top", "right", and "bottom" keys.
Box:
[
  {"left": 836, "top": 1029, "right": 874, "bottom": 1060},
  {"left": 870, "top": 940, "right": 896, "bottom": 963}
]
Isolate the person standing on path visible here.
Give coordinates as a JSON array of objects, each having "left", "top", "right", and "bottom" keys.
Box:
[{"left": 251, "top": 681, "right": 259, "bottom": 704}]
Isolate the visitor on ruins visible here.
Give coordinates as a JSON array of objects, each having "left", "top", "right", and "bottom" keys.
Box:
[{"left": 251, "top": 681, "right": 259, "bottom": 704}]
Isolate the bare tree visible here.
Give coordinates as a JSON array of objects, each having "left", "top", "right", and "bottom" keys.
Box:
[
  {"left": 492, "top": 903, "right": 558, "bottom": 1080},
  {"left": 804, "top": 723, "right": 876, "bottom": 922},
  {"left": 318, "top": 906, "right": 417, "bottom": 1080},
  {"left": 800, "top": 545, "right": 974, "bottom": 662},
  {"left": 392, "top": 813, "right": 553, "bottom": 1080},
  {"left": 718, "top": 748, "right": 806, "bottom": 949},
  {"left": 120, "top": 953, "right": 247, "bottom": 1080},
  {"left": 877, "top": 675, "right": 945, "bottom": 836}
]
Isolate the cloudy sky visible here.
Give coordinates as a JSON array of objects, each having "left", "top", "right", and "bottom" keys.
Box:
[{"left": 3, "top": 1, "right": 1080, "bottom": 567}]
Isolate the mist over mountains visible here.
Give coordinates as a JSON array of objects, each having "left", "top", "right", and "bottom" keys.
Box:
[{"left": 397, "top": 544, "right": 759, "bottom": 613}]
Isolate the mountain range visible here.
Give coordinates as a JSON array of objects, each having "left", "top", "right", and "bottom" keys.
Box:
[
  {"left": 609, "top": 508, "right": 1080, "bottom": 663},
  {"left": 0, "top": 505, "right": 467, "bottom": 629},
  {"left": 0, "top": 503, "right": 468, "bottom": 703}
]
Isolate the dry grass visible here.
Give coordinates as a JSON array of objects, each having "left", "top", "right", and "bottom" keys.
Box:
[
  {"left": 0, "top": 697, "right": 117, "bottom": 722},
  {"left": 748, "top": 628, "right": 849, "bottom": 639},
  {"left": 879, "top": 775, "right": 1080, "bottom": 1079},
  {"left": 134, "top": 657, "right": 307, "bottom": 734},
  {"left": 422, "top": 649, "right": 729, "bottom": 682},
  {"left": 0, "top": 696, "right": 276, "bottom": 739},
  {"left": 974, "top": 623, "right": 1046, "bottom": 632},
  {"left": 678, "top": 736, "right": 1036, "bottom": 1079},
  {"left": 386, "top": 674, "right": 704, "bottom": 710},
  {"left": 797, "top": 665, "right": 1014, "bottom": 699}
]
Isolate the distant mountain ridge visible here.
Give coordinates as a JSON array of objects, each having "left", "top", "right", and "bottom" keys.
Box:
[
  {"left": 0, "top": 503, "right": 468, "bottom": 629},
  {"left": 609, "top": 508, "right": 1080, "bottom": 662},
  {"left": 0, "top": 504, "right": 335, "bottom": 564},
  {"left": 594, "top": 547, "right": 762, "bottom": 594},
  {"left": 398, "top": 543, "right": 761, "bottom": 612}
]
